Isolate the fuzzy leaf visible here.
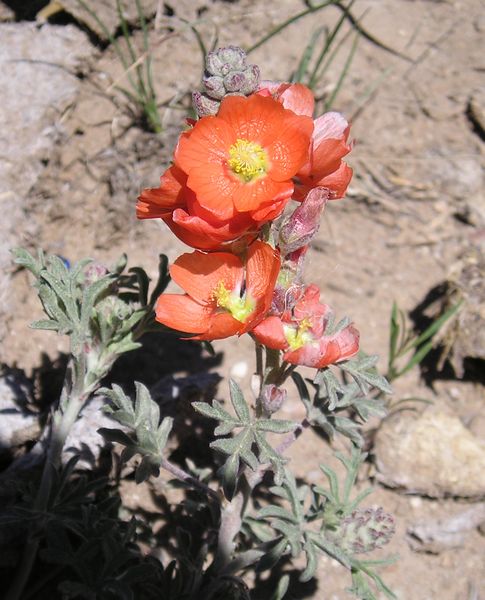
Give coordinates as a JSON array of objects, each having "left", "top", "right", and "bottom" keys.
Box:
[
  {"left": 340, "top": 354, "right": 392, "bottom": 395},
  {"left": 255, "top": 419, "right": 297, "bottom": 434},
  {"left": 315, "top": 368, "right": 343, "bottom": 410},
  {"left": 221, "top": 453, "right": 239, "bottom": 500},
  {"left": 229, "top": 378, "right": 251, "bottom": 422}
]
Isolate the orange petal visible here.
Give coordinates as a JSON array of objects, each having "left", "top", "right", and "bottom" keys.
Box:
[
  {"left": 316, "top": 163, "right": 353, "bottom": 199},
  {"left": 166, "top": 211, "right": 224, "bottom": 250},
  {"left": 295, "top": 162, "right": 353, "bottom": 201},
  {"left": 170, "top": 250, "right": 244, "bottom": 304},
  {"left": 252, "top": 316, "right": 287, "bottom": 350},
  {"left": 246, "top": 241, "right": 280, "bottom": 306},
  {"left": 315, "top": 325, "right": 360, "bottom": 367},
  {"left": 250, "top": 196, "right": 289, "bottom": 222},
  {"left": 232, "top": 177, "right": 293, "bottom": 213},
  {"left": 186, "top": 163, "right": 239, "bottom": 220},
  {"left": 136, "top": 165, "right": 187, "bottom": 219},
  {"left": 192, "top": 312, "right": 242, "bottom": 341},
  {"left": 278, "top": 83, "right": 315, "bottom": 117},
  {"left": 175, "top": 116, "right": 234, "bottom": 173},
  {"left": 313, "top": 112, "right": 350, "bottom": 144},
  {"left": 155, "top": 294, "right": 211, "bottom": 334},
  {"left": 217, "top": 94, "right": 283, "bottom": 147},
  {"left": 266, "top": 112, "right": 313, "bottom": 181}
]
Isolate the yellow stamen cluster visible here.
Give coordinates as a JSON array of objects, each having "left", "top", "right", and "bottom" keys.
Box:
[
  {"left": 214, "top": 282, "right": 255, "bottom": 323},
  {"left": 228, "top": 138, "right": 268, "bottom": 182},
  {"left": 284, "top": 318, "right": 313, "bottom": 351}
]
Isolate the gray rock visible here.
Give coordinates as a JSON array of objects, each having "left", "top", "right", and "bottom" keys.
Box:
[
  {"left": 408, "top": 504, "right": 485, "bottom": 554},
  {"left": 374, "top": 406, "right": 485, "bottom": 498},
  {"left": 0, "top": 374, "right": 40, "bottom": 453},
  {"left": 0, "top": 23, "right": 95, "bottom": 347}
]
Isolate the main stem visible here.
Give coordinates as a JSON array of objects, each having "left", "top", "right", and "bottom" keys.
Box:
[
  {"left": 6, "top": 358, "right": 94, "bottom": 600},
  {"left": 214, "top": 344, "right": 304, "bottom": 570}
]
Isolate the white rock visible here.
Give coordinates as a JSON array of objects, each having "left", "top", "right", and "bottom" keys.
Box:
[
  {"left": 374, "top": 406, "right": 485, "bottom": 498},
  {"left": 0, "top": 374, "right": 39, "bottom": 452},
  {"left": 230, "top": 361, "right": 248, "bottom": 379}
]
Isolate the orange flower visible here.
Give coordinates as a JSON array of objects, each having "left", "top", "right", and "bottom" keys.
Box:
[
  {"left": 155, "top": 241, "right": 280, "bottom": 340},
  {"left": 137, "top": 94, "right": 313, "bottom": 250},
  {"left": 253, "top": 284, "right": 360, "bottom": 368},
  {"left": 258, "top": 82, "right": 353, "bottom": 201}
]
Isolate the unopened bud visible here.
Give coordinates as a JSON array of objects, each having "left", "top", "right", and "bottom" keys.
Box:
[
  {"left": 279, "top": 188, "right": 329, "bottom": 255},
  {"left": 238, "top": 64, "right": 261, "bottom": 95},
  {"left": 206, "top": 45, "right": 246, "bottom": 76},
  {"left": 192, "top": 91, "right": 220, "bottom": 117},
  {"left": 203, "top": 75, "right": 226, "bottom": 100},
  {"left": 261, "top": 384, "right": 287, "bottom": 414},
  {"left": 84, "top": 262, "right": 109, "bottom": 286}
]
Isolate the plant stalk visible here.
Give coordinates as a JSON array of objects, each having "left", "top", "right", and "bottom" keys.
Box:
[{"left": 6, "top": 358, "right": 97, "bottom": 600}]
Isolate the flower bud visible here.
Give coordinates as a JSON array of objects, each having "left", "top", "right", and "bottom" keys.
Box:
[
  {"left": 238, "top": 64, "right": 261, "bottom": 95},
  {"left": 192, "top": 91, "right": 220, "bottom": 117},
  {"left": 206, "top": 45, "right": 246, "bottom": 76},
  {"left": 84, "top": 262, "right": 109, "bottom": 286},
  {"left": 223, "top": 70, "right": 247, "bottom": 93},
  {"left": 261, "top": 384, "right": 287, "bottom": 414},
  {"left": 278, "top": 187, "right": 329, "bottom": 255},
  {"left": 203, "top": 75, "right": 226, "bottom": 100}
]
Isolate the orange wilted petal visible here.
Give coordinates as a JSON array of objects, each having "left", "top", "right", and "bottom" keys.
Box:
[{"left": 136, "top": 165, "right": 187, "bottom": 219}]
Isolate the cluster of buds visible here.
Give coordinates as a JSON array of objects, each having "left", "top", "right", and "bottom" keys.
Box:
[
  {"left": 193, "top": 46, "right": 261, "bottom": 117},
  {"left": 327, "top": 507, "right": 396, "bottom": 554}
]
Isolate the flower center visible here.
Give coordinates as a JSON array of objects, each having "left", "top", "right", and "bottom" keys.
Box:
[
  {"left": 228, "top": 138, "right": 268, "bottom": 182},
  {"left": 284, "top": 318, "right": 313, "bottom": 351},
  {"left": 214, "top": 282, "right": 255, "bottom": 323}
]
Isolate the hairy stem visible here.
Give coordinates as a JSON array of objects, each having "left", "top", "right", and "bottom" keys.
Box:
[{"left": 160, "top": 458, "right": 220, "bottom": 502}]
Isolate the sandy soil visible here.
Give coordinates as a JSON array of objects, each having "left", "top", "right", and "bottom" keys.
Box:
[{"left": 1, "top": 0, "right": 484, "bottom": 598}]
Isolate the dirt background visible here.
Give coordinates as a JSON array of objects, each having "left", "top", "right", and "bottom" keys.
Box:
[{"left": 1, "top": 0, "right": 484, "bottom": 598}]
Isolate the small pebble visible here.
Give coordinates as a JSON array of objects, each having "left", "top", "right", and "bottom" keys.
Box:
[
  {"left": 230, "top": 361, "right": 248, "bottom": 379},
  {"left": 410, "top": 496, "right": 422, "bottom": 509}
]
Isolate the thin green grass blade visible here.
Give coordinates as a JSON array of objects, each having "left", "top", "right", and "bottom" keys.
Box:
[
  {"left": 116, "top": 0, "right": 148, "bottom": 100},
  {"left": 309, "top": 0, "right": 355, "bottom": 89},
  {"left": 324, "top": 30, "right": 359, "bottom": 111},
  {"left": 388, "top": 301, "right": 400, "bottom": 368},
  {"left": 246, "top": 0, "right": 337, "bottom": 55},
  {"left": 400, "top": 300, "right": 462, "bottom": 355},
  {"left": 135, "top": 0, "right": 157, "bottom": 102},
  {"left": 349, "top": 66, "right": 393, "bottom": 121},
  {"left": 75, "top": 0, "right": 142, "bottom": 97},
  {"left": 292, "top": 26, "right": 327, "bottom": 84}
]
